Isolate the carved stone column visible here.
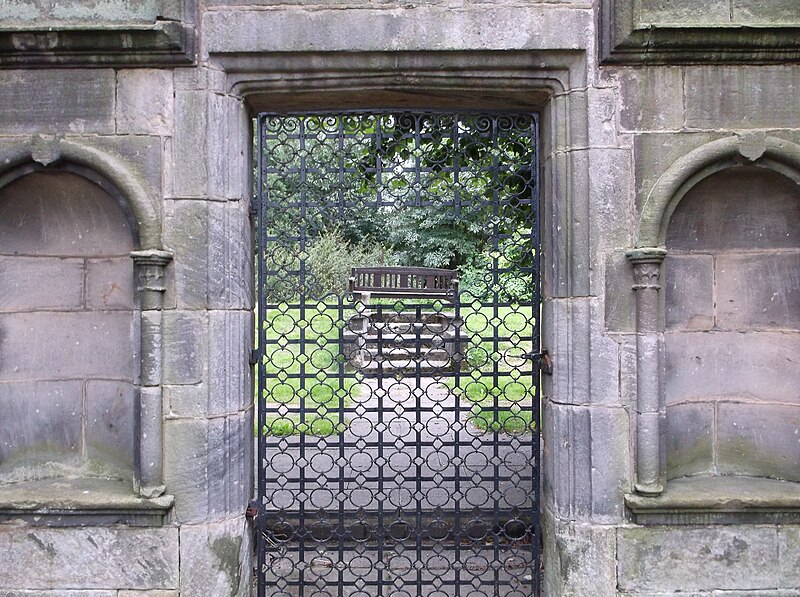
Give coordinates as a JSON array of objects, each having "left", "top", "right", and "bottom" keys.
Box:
[
  {"left": 131, "top": 249, "right": 173, "bottom": 498},
  {"left": 626, "top": 247, "right": 667, "bottom": 495}
]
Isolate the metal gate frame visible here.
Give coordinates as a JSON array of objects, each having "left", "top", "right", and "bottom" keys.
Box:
[{"left": 253, "top": 110, "right": 542, "bottom": 596}]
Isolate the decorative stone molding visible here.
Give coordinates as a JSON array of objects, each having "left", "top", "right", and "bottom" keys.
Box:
[
  {"left": 0, "top": 21, "right": 194, "bottom": 67},
  {"left": 626, "top": 247, "right": 667, "bottom": 496},
  {"left": 0, "top": 138, "right": 163, "bottom": 250},
  {"left": 600, "top": 0, "right": 800, "bottom": 64},
  {"left": 635, "top": 135, "right": 800, "bottom": 248},
  {"left": 131, "top": 249, "right": 172, "bottom": 498},
  {"left": 131, "top": 249, "right": 173, "bottom": 311}
]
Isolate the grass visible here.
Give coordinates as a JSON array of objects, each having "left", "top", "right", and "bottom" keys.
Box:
[
  {"left": 258, "top": 302, "right": 359, "bottom": 437},
  {"left": 257, "top": 300, "right": 540, "bottom": 437},
  {"left": 447, "top": 303, "right": 539, "bottom": 435}
]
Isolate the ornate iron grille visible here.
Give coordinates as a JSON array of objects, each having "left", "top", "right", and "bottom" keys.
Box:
[{"left": 255, "top": 111, "right": 541, "bottom": 597}]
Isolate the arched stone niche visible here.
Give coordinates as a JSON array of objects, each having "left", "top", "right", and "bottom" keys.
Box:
[
  {"left": 0, "top": 140, "right": 172, "bottom": 518},
  {"left": 625, "top": 134, "right": 800, "bottom": 520},
  {"left": 664, "top": 166, "right": 800, "bottom": 483},
  {"left": 0, "top": 169, "right": 137, "bottom": 482}
]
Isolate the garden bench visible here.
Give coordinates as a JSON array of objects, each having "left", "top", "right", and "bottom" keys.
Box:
[
  {"left": 345, "top": 267, "right": 463, "bottom": 372},
  {"left": 349, "top": 266, "right": 459, "bottom": 301}
]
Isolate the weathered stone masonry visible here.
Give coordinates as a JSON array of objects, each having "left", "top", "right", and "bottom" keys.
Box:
[{"left": 0, "top": 0, "right": 798, "bottom": 595}]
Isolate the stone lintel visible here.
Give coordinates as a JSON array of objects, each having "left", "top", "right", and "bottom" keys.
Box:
[
  {"left": 0, "top": 22, "right": 194, "bottom": 68},
  {"left": 600, "top": 0, "right": 800, "bottom": 65}
]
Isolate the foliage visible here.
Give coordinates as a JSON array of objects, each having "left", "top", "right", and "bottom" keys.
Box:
[
  {"left": 459, "top": 227, "right": 535, "bottom": 302},
  {"left": 306, "top": 229, "right": 397, "bottom": 298}
]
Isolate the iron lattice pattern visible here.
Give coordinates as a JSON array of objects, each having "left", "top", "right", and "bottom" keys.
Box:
[{"left": 255, "top": 111, "right": 541, "bottom": 597}]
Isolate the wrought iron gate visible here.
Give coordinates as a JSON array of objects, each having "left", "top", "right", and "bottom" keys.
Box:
[{"left": 254, "top": 111, "right": 541, "bottom": 596}]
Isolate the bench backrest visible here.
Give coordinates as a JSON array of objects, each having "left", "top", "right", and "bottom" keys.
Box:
[{"left": 350, "top": 267, "right": 458, "bottom": 300}]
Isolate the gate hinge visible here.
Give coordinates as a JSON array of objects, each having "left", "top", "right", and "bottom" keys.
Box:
[
  {"left": 249, "top": 195, "right": 258, "bottom": 218},
  {"left": 522, "top": 349, "right": 553, "bottom": 375},
  {"left": 249, "top": 349, "right": 260, "bottom": 366}
]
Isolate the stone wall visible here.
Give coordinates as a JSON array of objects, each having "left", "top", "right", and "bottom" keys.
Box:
[
  {"left": 665, "top": 166, "right": 800, "bottom": 482},
  {"left": 0, "top": 0, "right": 798, "bottom": 595},
  {"left": 0, "top": 170, "right": 136, "bottom": 483}
]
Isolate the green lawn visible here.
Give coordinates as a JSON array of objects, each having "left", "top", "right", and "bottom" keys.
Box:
[
  {"left": 258, "top": 303, "right": 358, "bottom": 437},
  {"left": 448, "top": 303, "right": 539, "bottom": 434},
  {"left": 257, "top": 301, "right": 539, "bottom": 437}
]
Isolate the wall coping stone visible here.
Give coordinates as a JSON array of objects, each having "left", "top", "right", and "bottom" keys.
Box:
[
  {"left": 626, "top": 476, "right": 800, "bottom": 525},
  {"left": 0, "top": 22, "right": 195, "bottom": 67},
  {"left": 0, "top": 478, "right": 174, "bottom": 527},
  {"left": 600, "top": 0, "right": 800, "bottom": 64}
]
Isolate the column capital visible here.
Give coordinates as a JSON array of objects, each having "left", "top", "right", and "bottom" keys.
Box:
[
  {"left": 130, "top": 249, "right": 173, "bottom": 268},
  {"left": 626, "top": 247, "right": 667, "bottom": 290},
  {"left": 625, "top": 246, "right": 667, "bottom": 265},
  {"left": 131, "top": 249, "right": 173, "bottom": 310}
]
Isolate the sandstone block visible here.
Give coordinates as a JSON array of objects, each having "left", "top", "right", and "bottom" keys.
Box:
[
  {"left": 116, "top": 69, "right": 174, "bottom": 135},
  {"left": 637, "top": 0, "right": 730, "bottom": 24},
  {"left": 0, "top": 380, "right": 82, "bottom": 477},
  {"left": 717, "top": 402, "right": 800, "bottom": 482},
  {"left": 163, "top": 418, "right": 209, "bottom": 523},
  {"left": 85, "top": 257, "right": 135, "bottom": 310},
  {"left": 617, "top": 526, "right": 779, "bottom": 592},
  {"left": 590, "top": 406, "right": 630, "bottom": 522},
  {"left": 85, "top": 380, "right": 135, "bottom": 475},
  {"left": 203, "top": 7, "right": 592, "bottom": 54},
  {"left": 666, "top": 402, "right": 713, "bottom": 479},
  {"left": 0, "top": 527, "right": 178, "bottom": 589},
  {"left": 208, "top": 94, "right": 248, "bottom": 200},
  {"left": 665, "top": 331, "right": 800, "bottom": 405},
  {"left": 590, "top": 299, "right": 622, "bottom": 406},
  {"left": 779, "top": 527, "right": 800, "bottom": 589},
  {"left": 716, "top": 253, "right": 800, "bottom": 330},
  {"left": 207, "top": 412, "right": 251, "bottom": 519},
  {"left": 162, "top": 311, "right": 206, "bottom": 385},
  {"left": 664, "top": 254, "right": 714, "bottom": 330},
  {"left": 618, "top": 68, "right": 684, "bottom": 131},
  {"left": 0, "top": 70, "right": 114, "bottom": 134},
  {"left": 733, "top": 0, "right": 799, "bottom": 23},
  {"left": 605, "top": 252, "right": 636, "bottom": 333},
  {"left": 542, "top": 516, "right": 616, "bottom": 596},
  {"left": 542, "top": 401, "right": 592, "bottom": 519},
  {"left": 172, "top": 91, "right": 209, "bottom": 197},
  {"left": 0, "top": 257, "right": 84, "bottom": 311},
  {"left": 164, "top": 383, "right": 208, "bottom": 417},
  {"left": 179, "top": 518, "right": 249, "bottom": 597},
  {"left": 208, "top": 310, "right": 252, "bottom": 416},
  {"left": 0, "top": 312, "right": 135, "bottom": 380},
  {"left": 208, "top": 201, "right": 252, "bottom": 310},
  {"left": 164, "top": 200, "right": 209, "bottom": 309},
  {"left": 685, "top": 66, "right": 800, "bottom": 129}
]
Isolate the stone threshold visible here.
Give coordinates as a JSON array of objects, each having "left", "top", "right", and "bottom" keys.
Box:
[
  {"left": 0, "top": 477, "right": 173, "bottom": 527},
  {"left": 625, "top": 476, "right": 800, "bottom": 525}
]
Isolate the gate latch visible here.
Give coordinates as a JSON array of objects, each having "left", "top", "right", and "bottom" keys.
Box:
[
  {"left": 246, "top": 499, "right": 260, "bottom": 522},
  {"left": 522, "top": 349, "right": 553, "bottom": 375}
]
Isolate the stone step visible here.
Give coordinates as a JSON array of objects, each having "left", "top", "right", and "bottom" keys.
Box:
[
  {"left": 343, "top": 331, "right": 457, "bottom": 344},
  {"left": 362, "top": 347, "right": 451, "bottom": 360}
]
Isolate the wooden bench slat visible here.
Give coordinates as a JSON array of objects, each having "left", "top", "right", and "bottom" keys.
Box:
[{"left": 350, "top": 266, "right": 458, "bottom": 300}]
